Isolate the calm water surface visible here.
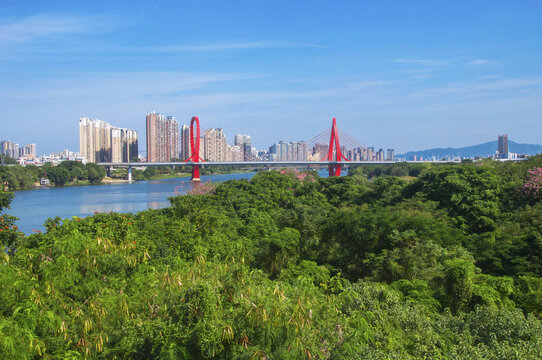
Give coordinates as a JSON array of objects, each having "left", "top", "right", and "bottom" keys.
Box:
[{"left": 10, "top": 172, "right": 256, "bottom": 234}]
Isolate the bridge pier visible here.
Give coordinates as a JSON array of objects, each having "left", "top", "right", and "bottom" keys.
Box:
[
  {"left": 328, "top": 164, "right": 340, "bottom": 177},
  {"left": 192, "top": 165, "right": 201, "bottom": 181},
  {"left": 128, "top": 166, "right": 132, "bottom": 182}
]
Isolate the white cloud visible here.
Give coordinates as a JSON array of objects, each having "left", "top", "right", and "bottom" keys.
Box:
[
  {"left": 394, "top": 59, "right": 451, "bottom": 66},
  {"left": 1, "top": 71, "right": 268, "bottom": 100},
  {"left": 144, "top": 40, "right": 327, "bottom": 52},
  {"left": 465, "top": 59, "right": 501, "bottom": 66},
  {"left": 0, "top": 14, "right": 121, "bottom": 44},
  {"left": 32, "top": 40, "right": 327, "bottom": 54},
  {"left": 478, "top": 75, "right": 501, "bottom": 79},
  {"left": 410, "top": 74, "right": 433, "bottom": 79},
  {"left": 413, "top": 77, "right": 542, "bottom": 97}
]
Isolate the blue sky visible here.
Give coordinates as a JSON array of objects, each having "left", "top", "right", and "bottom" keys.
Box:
[{"left": 1, "top": 0, "right": 542, "bottom": 154}]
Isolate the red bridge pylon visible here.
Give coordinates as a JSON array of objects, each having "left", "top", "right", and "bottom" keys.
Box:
[
  {"left": 183, "top": 116, "right": 204, "bottom": 181},
  {"left": 324, "top": 117, "right": 350, "bottom": 177}
]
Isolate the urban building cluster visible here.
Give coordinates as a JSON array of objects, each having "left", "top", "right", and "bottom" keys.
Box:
[
  {"left": 180, "top": 126, "right": 256, "bottom": 162},
  {"left": 2, "top": 116, "right": 531, "bottom": 168},
  {"left": 79, "top": 117, "right": 138, "bottom": 163},
  {"left": 317, "top": 145, "right": 395, "bottom": 161},
  {"left": 1, "top": 140, "right": 37, "bottom": 163},
  {"left": 145, "top": 112, "right": 257, "bottom": 162},
  {"left": 0, "top": 139, "right": 83, "bottom": 165},
  {"left": 39, "top": 149, "right": 82, "bottom": 165},
  {"left": 76, "top": 111, "right": 398, "bottom": 163},
  {"left": 74, "top": 111, "right": 398, "bottom": 164},
  {"left": 269, "top": 141, "right": 308, "bottom": 161}
]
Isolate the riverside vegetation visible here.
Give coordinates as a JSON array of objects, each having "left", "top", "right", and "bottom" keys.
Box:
[
  {"left": 0, "top": 159, "right": 248, "bottom": 190},
  {"left": 1, "top": 156, "right": 542, "bottom": 359},
  {"left": 0, "top": 161, "right": 107, "bottom": 190}
]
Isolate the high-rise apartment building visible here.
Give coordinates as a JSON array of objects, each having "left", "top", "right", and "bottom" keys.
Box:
[
  {"left": 1, "top": 140, "right": 20, "bottom": 159},
  {"left": 79, "top": 117, "right": 138, "bottom": 163},
  {"left": 80, "top": 117, "right": 111, "bottom": 162},
  {"left": 181, "top": 124, "right": 191, "bottom": 160},
  {"left": 111, "top": 128, "right": 138, "bottom": 163},
  {"left": 17, "top": 144, "right": 37, "bottom": 159},
  {"left": 228, "top": 145, "right": 243, "bottom": 161},
  {"left": 111, "top": 128, "right": 123, "bottom": 163},
  {"left": 387, "top": 149, "right": 395, "bottom": 161},
  {"left": 234, "top": 134, "right": 252, "bottom": 160},
  {"left": 311, "top": 143, "right": 329, "bottom": 161},
  {"left": 498, "top": 134, "right": 508, "bottom": 159},
  {"left": 297, "top": 142, "right": 308, "bottom": 161},
  {"left": 123, "top": 129, "right": 139, "bottom": 162},
  {"left": 375, "top": 148, "right": 385, "bottom": 161},
  {"left": 203, "top": 128, "right": 227, "bottom": 161},
  {"left": 146, "top": 112, "right": 179, "bottom": 162},
  {"left": 269, "top": 141, "right": 308, "bottom": 161},
  {"left": 234, "top": 134, "right": 251, "bottom": 147}
]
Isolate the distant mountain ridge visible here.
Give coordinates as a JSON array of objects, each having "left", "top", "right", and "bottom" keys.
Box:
[{"left": 398, "top": 140, "right": 542, "bottom": 160}]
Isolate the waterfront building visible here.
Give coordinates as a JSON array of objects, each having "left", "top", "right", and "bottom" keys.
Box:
[
  {"left": 297, "top": 142, "right": 308, "bottom": 161},
  {"left": 311, "top": 143, "right": 328, "bottom": 161},
  {"left": 146, "top": 112, "right": 179, "bottom": 162},
  {"left": 269, "top": 141, "right": 308, "bottom": 161},
  {"left": 498, "top": 134, "right": 508, "bottom": 159},
  {"left": 111, "top": 128, "right": 138, "bottom": 163},
  {"left": 181, "top": 124, "right": 191, "bottom": 160},
  {"left": 26, "top": 144, "right": 36, "bottom": 159},
  {"left": 234, "top": 134, "right": 251, "bottom": 147},
  {"left": 365, "top": 147, "right": 374, "bottom": 161},
  {"left": 79, "top": 117, "right": 138, "bottom": 163},
  {"left": 199, "top": 136, "right": 205, "bottom": 160},
  {"left": 17, "top": 144, "right": 37, "bottom": 160},
  {"left": 234, "top": 134, "right": 252, "bottom": 160},
  {"left": 203, "top": 128, "right": 227, "bottom": 161},
  {"left": 79, "top": 117, "right": 111, "bottom": 162},
  {"left": 387, "top": 149, "right": 395, "bottom": 161},
  {"left": 1, "top": 140, "right": 20, "bottom": 159},
  {"left": 227, "top": 144, "right": 243, "bottom": 162},
  {"left": 123, "top": 129, "right": 139, "bottom": 162}
]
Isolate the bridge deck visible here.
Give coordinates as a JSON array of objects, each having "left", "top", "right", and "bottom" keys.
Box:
[{"left": 98, "top": 160, "right": 458, "bottom": 167}]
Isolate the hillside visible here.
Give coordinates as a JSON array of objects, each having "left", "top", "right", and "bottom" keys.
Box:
[{"left": 399, "top": 140, "right": 542, "bottom": 160}]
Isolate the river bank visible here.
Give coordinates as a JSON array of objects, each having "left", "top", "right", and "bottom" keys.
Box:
[{"left": 9, "top": 172, "right": 258, "bottom": 234}]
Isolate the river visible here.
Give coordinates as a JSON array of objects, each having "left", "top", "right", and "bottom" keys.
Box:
[
  {"left": 9, "top": 170, "right": 332, "bottom": 235},
  {"left": 9, "top": 172, "right": 256, "bottom": 235}
]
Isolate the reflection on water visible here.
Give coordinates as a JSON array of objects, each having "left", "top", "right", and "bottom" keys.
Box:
[
  {"left": 147, "top": 201, "right": 169, "bottom": 209},
  {"left": 9, "top": 172, "right": 256, "bottom": 234},
  {"left": 9, "top": 170, "right": 328, "bottom": 235}
]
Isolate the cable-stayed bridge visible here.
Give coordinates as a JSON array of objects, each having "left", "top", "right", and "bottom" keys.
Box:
[{"left": 98, "top": 117, "right": 457, "bottom": 181}]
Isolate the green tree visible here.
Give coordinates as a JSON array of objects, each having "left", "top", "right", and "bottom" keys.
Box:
[
  {"left": 46, "top": 166, "right": 70, "bottom": 186},
  {"left": 410, "top": 165, "right": 501, "bottom": 233},
  {"left": 143, "top": 167, "right": 157, "bottom": 179},
  {"left": 86, "top": 163, "right": 106, "bottom": 184},
  {"left": 443, "top": 258, "right": 476, "bottom": 313},
  {"left": 0, "top": 190, "right": 20, "bottom": 254}
]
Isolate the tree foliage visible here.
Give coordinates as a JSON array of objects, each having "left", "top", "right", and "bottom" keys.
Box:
[{"left": 0, "top": 159, "right": 541, "bottom": 359}]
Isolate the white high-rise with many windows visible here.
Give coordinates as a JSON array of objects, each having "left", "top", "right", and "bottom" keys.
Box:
[
  {"left": 79, "top": 117, "right": 138, "bottom": 163},
  {"left": 146, "top": 112, "right": 179, "bottom": 162},
  {"left": 204, "top": 128, "right": 227, "bottom": 161}
]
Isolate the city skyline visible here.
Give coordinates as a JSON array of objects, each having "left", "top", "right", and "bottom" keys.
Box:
[{"left": 1, "top": 1, "right": 542, "bottom": 154}]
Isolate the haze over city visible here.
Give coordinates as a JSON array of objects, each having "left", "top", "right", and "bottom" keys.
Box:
[{"left": 1, "top": 0, "right": 542, "bottom": 154}]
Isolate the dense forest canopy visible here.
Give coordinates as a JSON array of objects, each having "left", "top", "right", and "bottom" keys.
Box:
[{"left": 1, "top": 156, "right": 542, "bottom": 359}]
